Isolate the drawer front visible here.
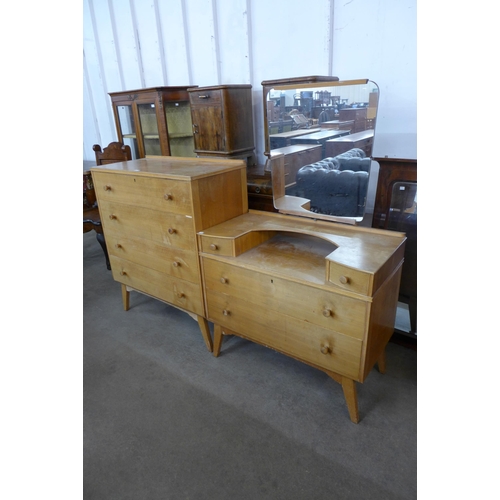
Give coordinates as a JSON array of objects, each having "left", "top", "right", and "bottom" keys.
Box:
[
  {"left": 202, "top": 258, "right": 368, "bottom": 340},
  {"left": 105, "top": 233, "right": 199, "bottom": 284},
  {"left": 92, "top": 171, "right": 193, "bottom": 215},
  {"left": 110, "top": 256, "right": 204, "bottom": 316},
  {"left": 199, "top": 236, "right": 234, "bottom": 257},
  {"left": 189, "top": 89, "right": 222, "bottom": 107},
  {"left": 285, "top": 147, "right": 322, "bottom": 181},
  {"left": 206, "top": 289, "right": 362, "bottom": 380},
  {"left": 283, "top": 156, "right": 292, "bottom": 181},
  {"left": 327, "top": 262, "right": 372, "bottom": 296},
  {"left": 303, "top": 146, "right": 322, "bottom": 164},
  {"left": 99, "top": 200, "right": 196, "bottom": 251}
]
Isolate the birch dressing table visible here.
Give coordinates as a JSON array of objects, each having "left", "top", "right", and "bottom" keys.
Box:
[
  {"left": 198, "top": 210, "right": 405, "bottom": 423},
  {"left": 200, "top": 75, "right": 405, "bottom": 423}
]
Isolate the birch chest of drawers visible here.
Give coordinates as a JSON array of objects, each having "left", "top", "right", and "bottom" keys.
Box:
[
  {"left": 198, "top": 211, "right": 406, "bottom": 422},
  {"left": 91, "top": 157, "right": 248, "bottom": 351}
]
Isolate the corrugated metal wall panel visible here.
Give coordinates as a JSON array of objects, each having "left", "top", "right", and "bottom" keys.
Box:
[
  {"left": 156, "top": 0, "right": 192, "bottom": 85},
  {"left": 82, "top": 0, "right": 417, "bottom": 162}
]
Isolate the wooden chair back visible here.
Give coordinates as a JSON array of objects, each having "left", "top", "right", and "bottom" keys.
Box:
[{"left": 93, "top": 142, "right": 132, "bottom": 165}]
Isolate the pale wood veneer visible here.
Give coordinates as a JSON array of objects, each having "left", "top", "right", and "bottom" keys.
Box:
[
  {"left": 91, "top": 157, "right": 248, "bottom": 352},
  {"left": 198, "top": 210, "right": 406, "bottom": 422}
]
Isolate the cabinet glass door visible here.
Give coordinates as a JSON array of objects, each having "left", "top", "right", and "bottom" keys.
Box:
[
  {"left": 117, "top": 105, "right": 139, "bottom": 159},
  {"left": 138, "top": 103, "right": 161, "bottom": 156},
  {"left": 165, "top": 102, "right": 195, "bottom": 157}
]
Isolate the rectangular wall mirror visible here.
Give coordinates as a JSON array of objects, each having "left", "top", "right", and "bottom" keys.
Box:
[{"left": 262, "top": 76, "right": 379, "bottom": 224}]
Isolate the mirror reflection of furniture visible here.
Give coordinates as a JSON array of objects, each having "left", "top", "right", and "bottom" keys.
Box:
[
  {"left": 291, "top": 148, "right": 371, "bottom": 218},
  {"left": 260, "top": 76, "right": 379, "bottom": 224},
  {"left": 84, "top": 142, "right": 132, "bottom": 269},
  {"left": 325, "top": 129, "right": 374, "bottom": 157},
  {"left": 372, "top": 157, "right": 417, "bottom": 337}
]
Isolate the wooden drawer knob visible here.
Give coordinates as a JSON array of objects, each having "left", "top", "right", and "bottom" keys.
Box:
[
  {"left": 104, "top": 185, "right": 112, "bottom": 191},
  {"left": 222, "top": 309, "right": 230, "bottom": 316},
  {"left": 176, "top": 292, "right": 185, "bottom": 298},
  {"left": 168, "top": 228, "right": 176, "bottom": 234},
  {"left": 339, "top": 275, "right": 349, "bottom": 284},
  {"left": 323, "top": 308, "right": 333, "bottom": 317},
  {"left": 320, "top": 344, "right": 331, "bottom": 354},
  {"left": 120, "top": 270, "right": 127, "bottom": 276},
  {"left": 115, "top": 243, "right": 122, "bottom": 249},
  {"left": 164, "top": 193, "right": 173, "bottom": 200},
  {"left": 210, "top": 244, "right": 218, "bottom": 251},
  {"left": 109, "top": 214, "right": 117, "bottom": 220},
  {"left": 220, "top": 277, "right": 228, "bottom": 284},
  {"left": 173, "top": 261, "right": 180, "bottom": 267}
]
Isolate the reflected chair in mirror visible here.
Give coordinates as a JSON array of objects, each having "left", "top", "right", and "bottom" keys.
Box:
[
  {"left": 318, "top": 110, "right": 329, "bottom": 124},
  {"left": 292, "top": 148, "right": 370, "bottom": 217},
  {"left": 84, "top": 142, "right": 132, "bottom": 269}
]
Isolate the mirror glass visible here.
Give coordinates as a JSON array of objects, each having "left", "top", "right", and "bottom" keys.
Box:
[{"left": 263, "top": 77, "right": 379, "bottom": 224}]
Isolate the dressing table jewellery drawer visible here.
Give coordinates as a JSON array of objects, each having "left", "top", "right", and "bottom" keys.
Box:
[
  {"left": 98, "top": 200, "right": 196, "bottom": 251},
  {"left": 202, "top": 257, "right": 368, "bottom": 340},
  {"left": 327, "top": 262, "right": 372, "bottom": 296},
  {"left": 198, "top": 231, "right": 276, "bottom": 258},
  {"left": 110, "top": 256, "right": 204, "bottom": 316},
  {"left": 105, "top": 234, "right": 199, "bottom": 284},
  {"left": 92, "top": 171, "right": 193, "bottom": 215},
  {"left": 205, "top": 289, "right": 363, "bottom": 380}
]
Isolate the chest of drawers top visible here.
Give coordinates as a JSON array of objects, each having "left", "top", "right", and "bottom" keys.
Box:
[{"left": 91, "top": 156, "right": 246, "bottom": 180}]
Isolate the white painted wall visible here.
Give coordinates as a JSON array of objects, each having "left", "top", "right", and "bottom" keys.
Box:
[{"left": 83, "top": 0, "right": 416, "bottom": 164}]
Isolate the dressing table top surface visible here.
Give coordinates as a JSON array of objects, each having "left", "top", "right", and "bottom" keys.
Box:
[{"left": 198, "top": 211, "right": 406, "bottom": 277}]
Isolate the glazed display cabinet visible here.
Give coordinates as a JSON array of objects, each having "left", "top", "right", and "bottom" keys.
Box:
[{"left": 109, "top": 86, "right": 197, "bottom": 159}]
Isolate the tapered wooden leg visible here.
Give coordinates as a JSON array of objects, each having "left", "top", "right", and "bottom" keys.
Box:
[
  {"left": 324, "top": 370, "right": 360, "bottom": 423},
  {"left": 377, "top": 349, "right": 386, "bottom": 374},
  {"left": 341, "top": 377, "right": 359, "bottom": 424},
  {"left": 121, "top": 284, "right": 130, "bottom": 311},
  {"left": 197, "top": 316, "right": 213, "bottom": 353},
  {"left": 213, "top": 324, "right": 223, "bottom": 357}
]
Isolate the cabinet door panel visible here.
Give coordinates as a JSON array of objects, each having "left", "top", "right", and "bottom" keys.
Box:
[{"left": 191, "top": 106, "right": 224, "bottom": 152}]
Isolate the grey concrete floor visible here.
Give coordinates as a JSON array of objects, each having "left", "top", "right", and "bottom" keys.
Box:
[{"left": 83, "top": 230, "right": 417, "bottom": 499}]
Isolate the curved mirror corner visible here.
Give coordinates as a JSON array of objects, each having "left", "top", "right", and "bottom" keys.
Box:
[{"left": 265, "top": 78, "right": 379, "bottom": 224}]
